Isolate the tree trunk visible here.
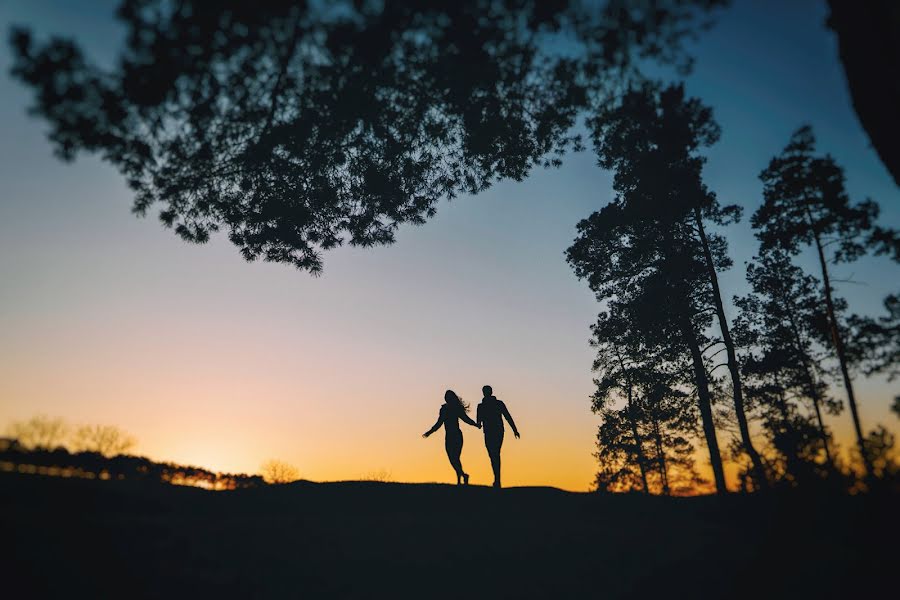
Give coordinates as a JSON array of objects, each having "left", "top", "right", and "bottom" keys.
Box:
[
  {"left": 812, "top": 231, "right": 872, "bottom": 477},
  {"left": 614, "top": 346, "right": 650, "bottom": 494},
  {"left": 693, "top": 207, "right": 768, "bottom": 490},
  {"left": 625, "top": 404, "right": 650, "bottom": 494},
  {"left": 808, "top": 392, "right": 833, "bottom": 465},
  {"left": 682, "top": 317, "right": 728, "bottom": 495},
  {"left": 651, "top": 414, "right": 671, "bottom": 496}
]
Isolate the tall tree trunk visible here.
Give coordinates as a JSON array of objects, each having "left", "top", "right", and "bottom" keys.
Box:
[
  {"left": 651, "top": 414, "right": 671, "bottom": 496},
  {"left": 614, "top": 346, "right": 650, "bottom": 494},
  {"left": 682, "top": 316, "right": 728, "bottom": 495},
  {"left": 812, "top": 231, "right": 873, "bottom": 477},
  {"left": 784, "top": 306, "right": 835, "bottom": 467},
  {"left": 693, "top": 208, "right": 768, "bottom": 490},
  {"left": 808, "top": 391, "right": 834, "bottom": 466}
]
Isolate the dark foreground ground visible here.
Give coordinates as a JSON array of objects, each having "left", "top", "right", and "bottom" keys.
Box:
[{"left": 1, "top": 474, "right": 896, "bottom": 599}]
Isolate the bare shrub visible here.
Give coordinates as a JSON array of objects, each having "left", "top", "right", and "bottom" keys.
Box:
[
  {"left": 260, "top": 459, "right": 300, "bottom": 484},
  {"left": 7, "top": 415, "right": 69, "bottom": 449}
]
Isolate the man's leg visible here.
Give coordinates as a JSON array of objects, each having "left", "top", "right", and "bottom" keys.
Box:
[
  {"left": 485, "top": 430, "right": 504, "bottom": 488},
  {"left": 489, "top": 446, "right": 501, "bottom": 487}
]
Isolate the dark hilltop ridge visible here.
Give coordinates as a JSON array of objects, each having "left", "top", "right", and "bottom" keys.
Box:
[{"left": 2, "top": 473, "right": 895, "bottom": 599}]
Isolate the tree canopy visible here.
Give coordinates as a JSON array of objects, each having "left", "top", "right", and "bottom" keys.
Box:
[{"left": 9, "top": 0, "right": 725, "bottom": 273}]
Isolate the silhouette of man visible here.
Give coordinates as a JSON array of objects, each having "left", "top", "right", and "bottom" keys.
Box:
[{"left": 476, "top": 385, "right": 519, "bottom": 488}]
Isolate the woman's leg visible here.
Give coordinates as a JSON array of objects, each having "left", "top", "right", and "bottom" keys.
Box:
[
  {"left": 459, "top": 435, "right": 469, "bottom": 484},
  {"left": 445, "top": 432, "right": 464, "bottom": 483}
]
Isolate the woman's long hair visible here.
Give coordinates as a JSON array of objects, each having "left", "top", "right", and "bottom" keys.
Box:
[{"left": 444, "top": 390, "right": 470, "bottom": 414}]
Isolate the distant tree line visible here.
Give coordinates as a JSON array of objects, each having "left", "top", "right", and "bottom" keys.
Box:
[
  {"left": 567, "top": 83, "right": 899, "bottom": 495},
  {"left": 8, "top": 415, "right": 135, "bottom": 456},
  {"left": 0, "top": 442, "right": 265, "bottom": 490},
  {"left": 2, "top": 416, "right": 265, "bottom": 489}
]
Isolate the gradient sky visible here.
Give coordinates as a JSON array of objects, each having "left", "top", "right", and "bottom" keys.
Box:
[{"left": 1, "top": 1, "right": 897, "bottom": 491}]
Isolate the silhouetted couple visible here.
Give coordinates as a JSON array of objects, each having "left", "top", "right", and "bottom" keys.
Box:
[{"left": 423, "top": 385, "right": 520, "bottom": 488}]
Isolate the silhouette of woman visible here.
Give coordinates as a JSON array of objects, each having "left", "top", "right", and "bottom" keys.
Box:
[{"left": 423, "top": 390, "right": 480, "bottom": 485}]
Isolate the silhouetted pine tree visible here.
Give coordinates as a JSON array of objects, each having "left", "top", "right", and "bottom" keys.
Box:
[
  {"left": 590, "top": 311, "right": 652, "bottom": 493},
  {"left": 589, "top": 300, "right": 708, "bottom": 494},
  {"left": 593, "top": 403, "right": 648, "bottom": 493},
  {"left": 589, "top": 308, "right": 705, "bottom": 494},
  {"left": 636, "top": 365, "right": 706, "bottom": 495},
  {"left": 597, "top": 83, "right": 767, "bottom": 490},
  {"left": 568, "top": 167, "right": 729, "bottom": 493},
  {"left": 571, "top": 83, "right": 776, "bottom": 492},
  {"left": 733, "top": 250, "right": 842, "bottom": 483},
  {"left": 755, "top": 126, "right": 897, "bottom": 477}
]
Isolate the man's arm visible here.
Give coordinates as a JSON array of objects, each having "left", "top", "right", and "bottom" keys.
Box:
[
  {"left": 501, "top": 402, "right": 520, "bottom": 438},
  {"left": 476, "top": 404, "right": 483, "bottom": 429}
]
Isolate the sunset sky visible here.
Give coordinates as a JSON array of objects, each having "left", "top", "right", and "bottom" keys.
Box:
[{"left": 1, "top": 0, "right": 897, "bottom": 491}]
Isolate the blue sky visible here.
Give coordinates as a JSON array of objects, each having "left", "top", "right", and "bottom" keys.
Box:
[{"left": 0, "top": 0, "right": 896, "bottom": 490}]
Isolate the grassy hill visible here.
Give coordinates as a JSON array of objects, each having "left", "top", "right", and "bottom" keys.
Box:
[{"left": 1, "top": 473, "right": 895, "bottom": 598}]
